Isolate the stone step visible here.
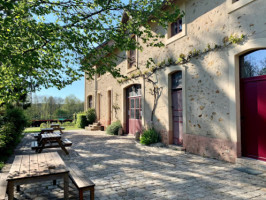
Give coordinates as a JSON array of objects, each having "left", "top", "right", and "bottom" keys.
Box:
[
  {"left": 85, "top": 126, "right": 102, "bottom": 131},
  {"left": 168, "top": 144, "right": 186, "bottom": 152},
  {"left": 236, "top": 157, "right": 266, "bottom": 172}
]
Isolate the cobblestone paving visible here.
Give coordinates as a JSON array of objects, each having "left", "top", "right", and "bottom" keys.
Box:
[{"left": 2, "top": 130, "right": 266, "bottom": 200}]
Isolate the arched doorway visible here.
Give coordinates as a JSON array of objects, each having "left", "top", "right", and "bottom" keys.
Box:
[
  {"left": 240, "top": 49, "right": 266, "bottom": 161},
  {"left": 171, "top": 71, "right": 183, "bottom": 145},
  {"left": 126, "top": 84, "right": 142, "bottom": 134}
]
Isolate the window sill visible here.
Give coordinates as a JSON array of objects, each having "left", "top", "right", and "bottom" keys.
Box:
[
  {"left": 127, "top": 66, "right": 138, "bottom": 74},
  {"left": 166, "top": 31, "right": 186, "bottom": 46},
  {"left": 228, "top": 0, "right": 256, "bottom": 13}
]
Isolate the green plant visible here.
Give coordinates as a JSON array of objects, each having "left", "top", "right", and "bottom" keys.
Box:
[
  {"left": 106, "top": 121, "right": 122, "bottom": 135},
  {"left": 229, "top": 34, "right": 245, "bottom": 44},
  {"left": 85, "top": 108, "right": 96, "bottom": 125},
  {"left": 62, "top": 121, "right": 75, "bottom": 127},
  {"left": 140, "top": 128, "right": 160, "bottom": 145},
  {"left": 40, "top": 123, "right": 47, "bottom": 128},
  {"left": 76, "top": 113, "right": 88, "bottom": 128},
  {"left": 0, "top": 105, "right": 28, "bottom": 169}
]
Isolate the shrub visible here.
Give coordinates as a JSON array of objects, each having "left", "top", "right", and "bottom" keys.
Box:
[
  {"left": 140, "top": 128, "right": 160, "bottom": 145},
  {"left": 85, "top": 108, "right": 96, "bottom": 125},
  {"left": 0, "top": 105, "right": 28, "bottom": 169},
  {"left": 40, "top": 123, "right": 47, "bottom": 128},
  {"left": 76, "top": 113, "right": 88, "bottom": 128},
  {"left": 62, "top": 121, "right": 75, "bottom": 127},
  {"left": 106, "top": 121, "right": 122, "bottom": 135}
]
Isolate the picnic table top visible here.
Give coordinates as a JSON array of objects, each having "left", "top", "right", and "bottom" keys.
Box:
[
  {"left": 40, "top": 128, "right": 54, "bottom": 131},
  {"left": 7, "top": 152, "right": 68, "bottom": 181},
  {"left": 41, "top": 133, "right": 61, "bottom": 139}
]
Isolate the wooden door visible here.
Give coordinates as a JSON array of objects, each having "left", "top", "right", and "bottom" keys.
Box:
[
  {"left": 171, "top": 71, "right": 183, "bottom": 145},
  {"left": 241, "top": 75, "right": 266, "bottom": 161},
  {"left": 126, "top": 85, "right": 142, "bottom": 134},
  {"left": 172, "top": 89, "right": 183, "bottom": 145}
]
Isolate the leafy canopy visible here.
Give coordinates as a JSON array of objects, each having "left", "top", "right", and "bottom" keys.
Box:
[{"left": 0, "top": 0, "right": 182, "bottom": 104}]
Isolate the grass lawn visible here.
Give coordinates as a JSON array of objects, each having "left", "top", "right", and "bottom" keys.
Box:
[{"left": 24, "top": 126, "right": 83, "bottom": 133}]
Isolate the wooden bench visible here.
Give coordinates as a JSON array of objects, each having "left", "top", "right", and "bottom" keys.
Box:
[
  {"left": 31, "top": 138, "right": 72, "bottom": 150},
  {"left": 68, "top": 164, "right": 95, "bottom": 200},
  {"left": 0, "top": 173, "right": 8, "bottom": 200}
]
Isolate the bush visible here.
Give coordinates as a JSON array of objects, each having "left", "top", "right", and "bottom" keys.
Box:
[
  {"left": 140, "top": 128, "right": 160, "bottom": 145},
  {"left": 0, "top": 105, "right": 28, "bottom": 168},
  {"left": 85, "top": 108, "right": 96, "bottom": 125},
  {"left": 76, "top": 113, "right": 88, "bottom": 128},
  {"left": 106, "top": 121, "right": 122, "bottom": 135},
  {"left": 62, "top": 121, "right": 75, "bottom": 127}
]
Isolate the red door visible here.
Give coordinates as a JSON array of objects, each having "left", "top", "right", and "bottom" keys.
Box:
[
  {"left": 171, "top": 71, "right": 183, "bottom": 145},
  {"left": 126, "top": 85, "right": 142, "bottom": 134},
  {"left": 241, "top": 75, "right": 266, "bottom": 161},
  {"left": 172, "top": 89, "right": 183, "bottom": 145}
]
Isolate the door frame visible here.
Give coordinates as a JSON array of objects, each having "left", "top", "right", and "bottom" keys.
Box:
[
  {"left": 121, "top": 81, "right": 145, "bottom": 134},
  {"left": 228, "top": 38, "right": 266, "bottom": 158}
]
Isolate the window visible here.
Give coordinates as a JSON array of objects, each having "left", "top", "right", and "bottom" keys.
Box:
[
  {"left": 240, "top": 49, "right": 266, "bottom": 79},
  {"left": 127, "top": 36, "right": 137, "bottom": 69},
  {"left": 227, "top": 0, "right": 256, "bottom": 13},
  {"left": 88, "top": 96, "right": 93, "bottom": 108},
  {"left": 171, "top": 18, "right": 182, "bottom": 37},
  {"left": 165, "top": 3, "right": 186, "bottom": 45}
]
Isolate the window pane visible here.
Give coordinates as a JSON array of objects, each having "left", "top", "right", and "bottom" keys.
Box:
[
  {"left": 130, "top": 109, "right": 135, "bottom": 119},
  {"left": 240, "top": 50, "right": 266, "bottom": 78},
  {"left": 136, "top": 109, "right": 140, "bottom": 119},
  {"left": 130, "top": 99, "right": 135, "bottom": 108},
  {"left": 172, "top": 71, "right": 182, "bottom": 89},
  {"left": 136, "top": 99, "right": 139, "bottom": 108}
]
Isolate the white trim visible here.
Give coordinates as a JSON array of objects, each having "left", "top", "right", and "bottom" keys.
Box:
[
  {"left": 165, "top": 3, "right": 186, "bottom": 46},
  {"left": 227, "top": 0, "right": 256, "bottom": 14}
]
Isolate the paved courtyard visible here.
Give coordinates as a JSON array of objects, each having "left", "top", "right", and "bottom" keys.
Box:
[{"left": 2, "top": 130, "right": 266, "bottom": 200}]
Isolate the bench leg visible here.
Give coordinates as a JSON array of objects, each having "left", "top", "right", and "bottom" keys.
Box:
[
  {"left": 16, "top": 185, "right": 20, "bottom": 192},
  {"left": 79, "top": 189, "right": 83, "bottom": 200},
  {"left": 90, "top": 187, "right": 94, "bottom": 200},
  {"left": 53, "top": 180, "right": 56, "bottom": 185},
  {"left": 8, "top": 181, "right": 14, "bottom": 200},
  {"left": 57, "top": 139, "right": 69, "bottom": 155}
]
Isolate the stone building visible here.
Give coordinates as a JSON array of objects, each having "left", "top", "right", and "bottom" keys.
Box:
[{"left": 85, "top": 0, "right": 266, "bottom": 163}]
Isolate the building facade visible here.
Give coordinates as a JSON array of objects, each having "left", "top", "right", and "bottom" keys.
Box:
[{"left": 85, "top": 0, "right": 266, "bottom": 163}]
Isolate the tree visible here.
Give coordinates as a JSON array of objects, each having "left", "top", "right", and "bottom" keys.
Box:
[{"left": 0, "top": 0, "right": 181, "bottom": 104}]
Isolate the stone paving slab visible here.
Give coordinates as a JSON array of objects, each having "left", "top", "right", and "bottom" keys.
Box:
[{"left": 1, "top": 130, "right": 266, "bottom": 200}]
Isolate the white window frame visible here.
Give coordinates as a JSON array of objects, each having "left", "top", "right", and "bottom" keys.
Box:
[
  {"left": 165, "top": 3, "right": 186, "bottom": 46},
  {"left": 227, "top": 0, "right": 256, "bottom": 14}
]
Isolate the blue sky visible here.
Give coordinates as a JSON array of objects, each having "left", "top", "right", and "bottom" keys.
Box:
[{"left": 35, "top": 76, "right": 85, "bottom": 101}]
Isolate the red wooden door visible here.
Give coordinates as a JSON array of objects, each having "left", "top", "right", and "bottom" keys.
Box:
[
  {"left": 171, "top": 71, "right": 183, "bottom": 145},
  {"left": 126, "top": 85, "right": 142, "bottom": 134},
  {"left": 241, "top": 75, "right": 266, "bottom": 161},
  {"left": 172, "top": 89, "right": 183, "bottom": 145}
]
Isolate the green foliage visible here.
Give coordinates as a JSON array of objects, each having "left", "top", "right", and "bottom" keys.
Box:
[
  {"left": 0, "top": 105, "right": 28, "bottom": 167},
  {"left": 62, "top": 121, "right": 75, "bottom": 127},
  {"left": 229, "top": 34, "right": 245, "bottom": 44},
  {"left": 85, "top": 108, "right": 96, "bottom": 125},
  {"left": 106, "top": 121, "right": 122, "bottom": 135},
  {"left": 40, "top": 123, "right": 47, "bottom": 128},
  {"left": 0, "top": 0, "right": 181, "bottom": 104},
  {"left": 140, "top": 129, "right": 160, "bottom": 145},
  {"left": 76, "top": 113, "right": 88, "bottom": 128}
]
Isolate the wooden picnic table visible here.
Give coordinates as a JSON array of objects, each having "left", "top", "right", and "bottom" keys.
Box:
[
  {"left": 40, "top": 128, "right": 54, "bottom": 134},
  {"left": 50, "top": 124, "right": 65, "bottom": 134},
  {"left": 33, "top": 133, "right": 71, "bottom": 155},
  {"left": 6, "top": 152, "right": 69, "bottom": 200}
]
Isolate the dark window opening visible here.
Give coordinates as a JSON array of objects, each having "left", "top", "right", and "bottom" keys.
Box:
[{"left": 171, "top": 18, "right": 182, "bottom": 37}]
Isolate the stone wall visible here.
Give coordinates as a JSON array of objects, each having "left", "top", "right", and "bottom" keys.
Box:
[{"left": 84, "top": 0, "right": 266, "bottom": 162}]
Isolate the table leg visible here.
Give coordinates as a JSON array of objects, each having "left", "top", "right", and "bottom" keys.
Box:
[
  {"left": 64, "top": 173, "right": 69, "bottom": 200},
  {"left": 57, "top": 139, "right": 69, "bottom": 155},
  {"left": 8, "top": 181, "right": 14, "bottom": 200},
  {"left": 38, "top": 139, "right": 46, "bottom": 153}
]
